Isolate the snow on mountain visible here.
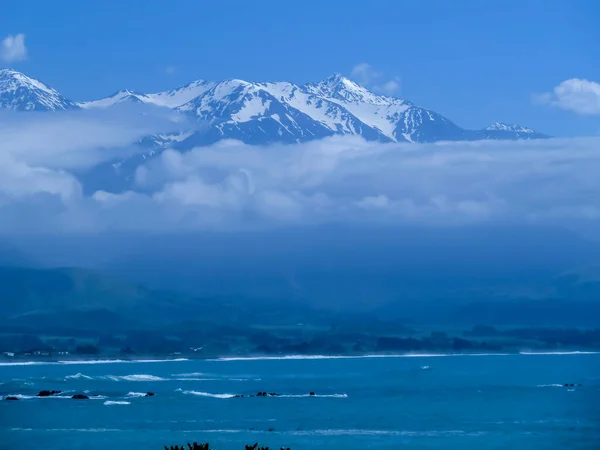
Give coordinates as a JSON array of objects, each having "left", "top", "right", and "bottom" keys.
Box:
[
  {"left": 79, "top": 80, "right": 215, "bottom": 110},
  {"left": 174, "top": 79, "right": 337, "bottom": 145},
  {"left": 305, "top": 74, "right": 411, "bottom": 139},
  {"left": 485, "top": 122, "right": 535, "bottom": 133},
  {"left": 0, "top": 68, "right": 548, "bottom": 147},
  {"left": 0, "top": 68, "right": 78, "bottom": 111},
  {"left": 79, "top": 89, "right": 150, "bottom": 109},
  {"left": 145, "top": 80, "right": 215, "bottom": 108}
]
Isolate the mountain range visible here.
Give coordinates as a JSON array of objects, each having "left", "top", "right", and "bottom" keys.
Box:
[{"left": 0, "top": 68, "right": 549, "bottom": 148}]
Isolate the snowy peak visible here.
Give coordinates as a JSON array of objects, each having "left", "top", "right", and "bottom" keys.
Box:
[
  {"left": 307, "top": 73, "right": 396, "bottom": 107},
  {"left": 0, "top": 68, "right": 78, "bottom": 111},
  {"left": 485, "top": 122, "right": 535, "bottom": 133},
  {"left": 144, "top": 79, "right": 215, "bottom": 108},
  {"left": 80, "top": 80, "right": 216, "bottom": 109},
  {"left": 80, "top": 89, "right": 149, "bottom": 109}
]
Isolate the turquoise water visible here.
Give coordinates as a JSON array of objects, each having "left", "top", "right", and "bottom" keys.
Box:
[{"left": 1, "top": 353, "right": 599, "bottom": 449}]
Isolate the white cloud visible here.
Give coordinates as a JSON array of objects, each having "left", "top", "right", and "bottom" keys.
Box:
[
  {"left": 536, "top": 78, "right": 600, "bottom": 115},
  {"left": 373, "top": 78, "right": 401, "bottom": 96},
  {"left": 350, "top": 63, "right": 401, "bottom": 96},
  {"left": 351, "top": 63, "right": 380, "bottom": 85},
  {"left": 0, "top": 34, "right": 28, "bottom": 63},
  {"left": 2, "top": 108, "right": 600, "bottom": 234}
]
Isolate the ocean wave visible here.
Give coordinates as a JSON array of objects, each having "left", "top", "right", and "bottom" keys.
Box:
[
  {"left": 126, "top": 392, "right": 148, "bottom": 397},
  {"left": 105, "top": 374, "right": 166, "bottom": 382},
  {"left": 289, "top": 429, "right": 474, "bottom": 437},
  {"left": 520, "top": 351, "right": 600, "bottom": 355},
  {"left": 211, "top": 353, "right": 511, "bottom": 361},
  {"left": 0, "top": 358, "right": 188, "bottom": 367},
  {"left": 178, "top": 389, "right": 236, "bottom": 399},
  {"left": 2, "top": 394, "right": 35, "bottom": 400},
  {"left": 279, "top": 394, "right": 348, "bottom": 398},
  {"left": 10, "top": 428, "right": 124, "bottom": 432},
  {"left": 0, "top": 361, "right": 45, "bottom": 366},
  {"left": 65, "top": 373, "right": 94, "bottom": 380},
  {"left": 172, "top": 372, "right": 206, "bottom": 377},
  {"left": 173, "top": 378, "right": 219, "bottom": 381},
  {"left": 103, "top": 400, "right": 131, "bottom": 405},
  {"left": 537, "top": 384, "right": 564, "bottom": 388}
]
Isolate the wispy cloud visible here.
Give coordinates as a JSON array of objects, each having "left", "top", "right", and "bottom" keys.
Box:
[
  {"left": 350, "top": 63, "right": 401, "bottom": 96},
  {"left": 2, "top": 109, "right": 600, "bottom": 234},
  {"left": 535, "top": 78, "right": 600, "bottom": 115},
  {"left": 0, "top": 34, "right": 28, "bottom": 63}
]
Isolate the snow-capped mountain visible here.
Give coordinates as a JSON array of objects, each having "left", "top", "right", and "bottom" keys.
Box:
[
  {"left": 0, "top": 68, "right": 79, "bottom": 111},
  {"left": 486, "top": 122, "right": 535, "bottom": 133},
  {"left": 0, "top": 68, "right": 549, "bottom": 146},
  {"left": 80, "top": 80, "right": 214, "bottom": 110}
]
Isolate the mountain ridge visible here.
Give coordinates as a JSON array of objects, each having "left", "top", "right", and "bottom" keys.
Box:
[{"left": 0, "top": 68, "right": 549, "bottom": 146}]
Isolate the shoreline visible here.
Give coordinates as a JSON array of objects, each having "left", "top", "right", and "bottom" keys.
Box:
[{"left": 1, "top": 350, "right": 599, "bottom": 366}]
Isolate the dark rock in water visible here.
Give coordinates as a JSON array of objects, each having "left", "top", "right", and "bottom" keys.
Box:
[
  {"left": 269, "top": 392, "right": 280, "bottom": 396},
  {"left": 165, "top": 443, "right": 209, "bottom": 450},
  {"left": 569, "top": 384, "right": 575, "bottom": 387},
  {"left": 309, "top": 392, "right": 315, "bottom": 396},
  {"left": 145, "top": 392, "right": 155, "bottom": 397},
  {"left": 37, "top": 390, "right": 62, "bottom": 397},
  {"left": 268, "top": 427, "right": 275, "bottom": 432},
  {"left": 256, "top": 391, "right": 268, "bottom": 397},
  {"left": 72, "top": 394, "right": 89, "bottom": 400},
  {"left": 564, "top": 383, "right": 569, "bottom": 387},
  {"left": 5, "top": 396, "right": 19, "bottom": 401}
]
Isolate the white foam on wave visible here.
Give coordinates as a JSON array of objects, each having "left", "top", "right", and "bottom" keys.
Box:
[
  {"left": 0, "top": 362, "right": 45, "bottom": 367},
  {"left": 279, "top": 393, "right": 348, "bottom": 398},
  {"left": 0, "top": 358, "right": 188, "bottom": 367},
  {"left": 2, "top": 394, "right": 35, "bottom": 400},
  {"left": 105, "top": 374, "right": 166, "bottom": 382},
  {"left": 537, "top": 384, "right": 564, "bottom": 388},
  {"left": 211, "top": 353, "right": 512, "bottom": 362},
  {"left": 173, "top": 378, "right": 218, "bottom": 381},
  {"left": 126, "top": 392, "right": 147, "bottom": 397},
  {"left": 10, "top": 428, "right": 124, "bottom": 432},
  {"left": 520, "top": 351, "right": 599, "bottom": 355},
  {"left": 104, "top": 400, "right": 131, "bottom": 406},
  {"left": 172, "top": 372, "right": 205, "bottom": 377},
  {"left": 290, "top": 429, "right": 472, "bottom": 437},
  {"left": 65, "top": 373, "right": 94, "bottom": 380},
  {"left": 178, "top": 389, "right": 236, "bottom": 399}
]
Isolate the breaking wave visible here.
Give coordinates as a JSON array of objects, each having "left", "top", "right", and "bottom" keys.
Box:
[{"left": 177, "top": 389, "right": 236, "bottom": 399}]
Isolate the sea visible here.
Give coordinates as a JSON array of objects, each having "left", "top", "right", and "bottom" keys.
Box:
[{"left": 1, "top": 353, "right": 599, "bottom": 449}]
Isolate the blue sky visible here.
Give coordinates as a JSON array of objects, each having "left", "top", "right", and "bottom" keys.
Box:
[{"left": 1, "top": 0, "right": 598, "bottom": 136}]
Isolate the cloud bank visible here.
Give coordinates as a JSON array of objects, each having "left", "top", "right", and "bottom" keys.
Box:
[
  {"left": 537, "top": 78, "right": 600, "bottom": 115},
  {"left": 1, "top": 108, "right": 600, "bottom": 234},
  {"left": 0, "top": 34, "right": 28, "bottom": 63}
]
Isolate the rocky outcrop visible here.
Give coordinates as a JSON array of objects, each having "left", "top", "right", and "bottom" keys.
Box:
[
  {"left": 4, "top": 396, "right": 19, "bottom": 401},
  {"left": 71, "top": 394, "right": 89, "bottom": 400},
  {"left": 145, "top": 392, "right": 155, "bottom": 397},
  {"left": 37, "top": 390, "right": 62, "bottom": 397}
]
